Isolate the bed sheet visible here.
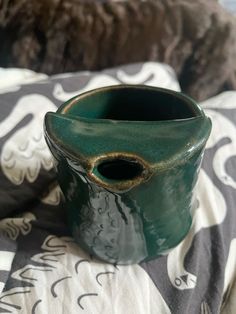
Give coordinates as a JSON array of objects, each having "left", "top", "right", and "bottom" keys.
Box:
[{"left": 0, "top": 62, "right": 235, "bottom": 314}]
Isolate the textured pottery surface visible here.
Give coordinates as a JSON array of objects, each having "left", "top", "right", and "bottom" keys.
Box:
[{"left": 44, "top": 85, "right": 211, "bottom": 264}]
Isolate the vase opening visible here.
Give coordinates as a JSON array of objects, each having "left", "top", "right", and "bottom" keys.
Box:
[{"left": 61, "top": 86, "right": 201, "bottom": 122}]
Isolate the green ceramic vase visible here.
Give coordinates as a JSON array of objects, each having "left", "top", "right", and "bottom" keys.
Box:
[{"left": 44, "top": 85, "right": 211, "bottom": 264}]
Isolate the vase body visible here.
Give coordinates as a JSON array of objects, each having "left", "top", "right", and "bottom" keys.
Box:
[{"left": 44, "top": 85, "right": 211, "bottom": 264}]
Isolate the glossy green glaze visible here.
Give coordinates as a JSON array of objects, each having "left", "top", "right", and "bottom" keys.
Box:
[{"left": 44, "top": 85, "right": 211, "bottom": 264}]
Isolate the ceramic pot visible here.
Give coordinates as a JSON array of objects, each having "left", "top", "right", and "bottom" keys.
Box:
[{"left": 44, "top": 85, "right": 211, "bottom": 264}]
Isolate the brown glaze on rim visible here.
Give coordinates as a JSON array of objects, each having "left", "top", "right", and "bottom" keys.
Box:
[{"left": 61, "top": 95, "right": 83, "bottom": 114}]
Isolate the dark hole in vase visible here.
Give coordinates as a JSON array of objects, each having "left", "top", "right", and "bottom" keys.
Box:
[{"left": 97, "top": 159, "right": 144, "bottom": 181}]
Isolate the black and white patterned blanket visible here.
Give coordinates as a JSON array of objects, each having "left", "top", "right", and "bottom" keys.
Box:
[{"left": 0, "top": 62, "right": 235, "bottom": 314}]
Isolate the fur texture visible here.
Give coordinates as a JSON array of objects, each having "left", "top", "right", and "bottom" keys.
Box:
[{"left": 0, "top": 0, "right": 235, "bottom": 100}]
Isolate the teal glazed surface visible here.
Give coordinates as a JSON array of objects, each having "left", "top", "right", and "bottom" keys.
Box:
[{"left": 44, "top": 85, "right": 212, "bottom": 264}]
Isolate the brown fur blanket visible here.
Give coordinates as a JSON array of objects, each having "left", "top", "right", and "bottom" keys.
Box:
[{"left": 0, "top": 0, "right": 235, "bottom": 101}]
